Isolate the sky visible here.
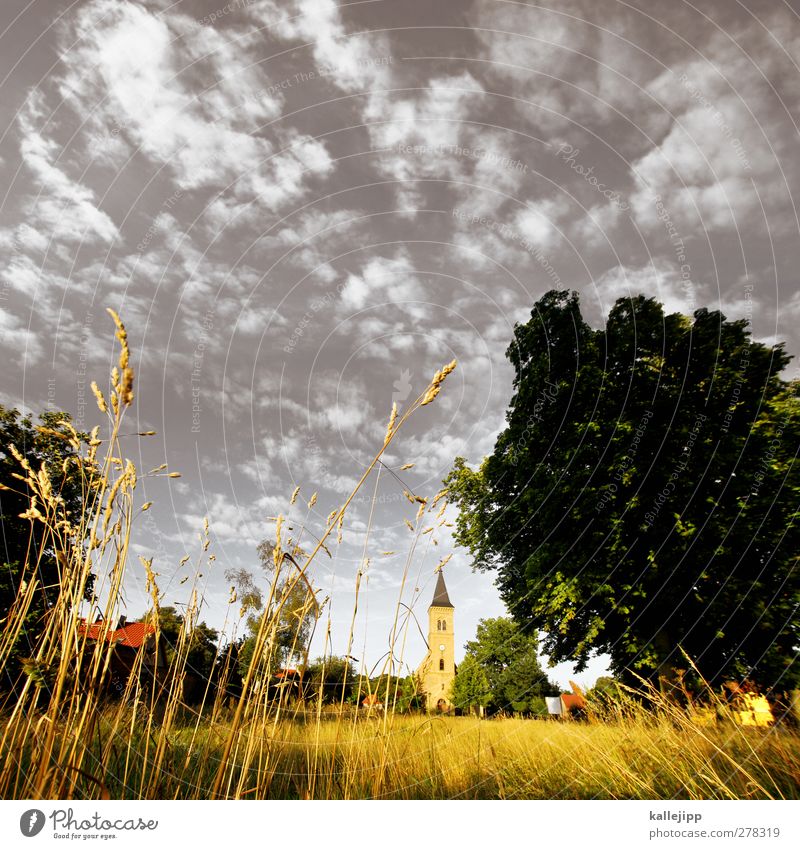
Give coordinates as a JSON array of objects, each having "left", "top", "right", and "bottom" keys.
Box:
[{"left": 1, "top": 0, "right": 799, "bottom": 689}]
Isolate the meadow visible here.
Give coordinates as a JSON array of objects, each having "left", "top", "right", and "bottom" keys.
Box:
[
  {"left": 2, "top": 707, "right": 799, "bottom": 800},
  {"left": 1, "top": 310, "right": 798, "bottom": 801}
]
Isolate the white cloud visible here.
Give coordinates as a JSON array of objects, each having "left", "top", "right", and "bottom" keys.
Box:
[
  {"left": 629, "top": 9, "right": 800, "bottom": 235},
  {"left": 16, "top": 96, "right": 119, "bottom": 245},
  {"left": 180, "top": 491, "right": 264, "bottom": 548},
  {"left": 323, "top": 397, "right": 371, "bottom": 435},
  {"left": 252, "top": 0, "right": 392, "bottom": 92},
  {"left": 1, "top": 252, "right": 45, "bottom": 295},
  {"left": 402, "top": 431, "right": 466, "bottom": 478},
  {"left": 307, "top": 370, "right": 375, "bottom": 438},
  {"left": 57, "top": 0, "right": 331, "bottom": 206},
  {"left": 628, "top": 103, "right": 755, "bottom": 231},
  {"left": 364, "top": 72, "right": 486, "bottom": 212},
  {"left": 0, "top": 309, "right": 43, "bottom": 365},
  {"left": 514, "top": 198, "right": 569, "bottom": 250},
  {"left": 338, "top": 252, "right": 423, "bottom": 311},
  {"left": 468, "top": 1, "right": 667, "bottom": 138},
  {"left": 585, "top": 262, "right": 700, "bottom": 319}
]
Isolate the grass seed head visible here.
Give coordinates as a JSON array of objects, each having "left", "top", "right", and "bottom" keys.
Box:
[
  {"left": 273, "top": 514, "right": 284, "bottom": 566},
  {"left": 91, "top": 382, "right": 108, "bottom": 414},
  {"left": 431, "top": 487, "right": 449, "bottom": 508},
  {"left": 106, "top": 309, "right": 134, "bottom": 405},
  {"left": 384, "top": 402, "right": 398, "bottom": 444},
  {"left": 421, "top": 359, "right": 457, "bottom": 406}
]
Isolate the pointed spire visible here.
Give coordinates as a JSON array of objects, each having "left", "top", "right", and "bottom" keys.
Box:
[{"left": 430, "top": 570, "right": 453, "bottom": 608}]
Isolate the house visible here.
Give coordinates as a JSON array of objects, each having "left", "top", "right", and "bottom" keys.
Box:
[
  {"left": 78, "top": 616, "right": 166, "bottom": 695},
  {"left": 273, "top": 667, "right": 303, "bottom": 699},
  {"left": 546, "top": 681, "right": 587, "bottom": 718},
  {"left": 722, "top": 681, "right": 774, "bottom": 727},
  {"left": 684, "top": 680, "right": 775, "bottom": 726},
  {"left": 361, "top": 693, "right": 383, "bottom": 712}
]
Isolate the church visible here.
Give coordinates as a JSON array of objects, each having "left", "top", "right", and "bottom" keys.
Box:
[{"left": 416, "top": 570, "right": 456, "bottom": 712}]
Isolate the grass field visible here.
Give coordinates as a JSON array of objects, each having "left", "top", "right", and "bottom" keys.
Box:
[
  {"left": 1, "top": 311, "right": 798, "bottom": 801},
  {"left": 2, "top": 709, "right": 799, "bottom": 800}
]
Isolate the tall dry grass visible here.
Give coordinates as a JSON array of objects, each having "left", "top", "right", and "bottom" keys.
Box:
[
  {"left": 0, "top": 311, "right": 797, "bottom": 800},
  {"left": 0, "top": 310, "right": 456, "bottom": 798}
]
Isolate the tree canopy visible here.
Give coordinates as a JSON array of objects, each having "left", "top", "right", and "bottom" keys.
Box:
[
  {"left": 455, "top": 616, "right": 558, "bottom": 714},
  {"left": 303, "top": 655, "right": 356, "bottom": 703},
  {"left": 227, "top": 537, "right": 318, "bottom": 681},
  {"left": 446, "top": 290, "right": 800, "bottom": 692},
  {"left": 0, "top": 405, "right": 95, "bottom": 693},
  {"left": 138, "top": 606, "right": 219, "bottom": 701},
  {"left": 450, "top": 655, "right": 490, "bottom": 714}
]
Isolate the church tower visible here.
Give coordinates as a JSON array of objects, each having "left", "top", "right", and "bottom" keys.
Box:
[{"left": 417, "top": 570, "right": 456, "bottom": 712}]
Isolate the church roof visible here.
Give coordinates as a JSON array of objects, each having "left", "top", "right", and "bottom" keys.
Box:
[{"left": 430, "top": 570, "right": 453, "bottom": 608}]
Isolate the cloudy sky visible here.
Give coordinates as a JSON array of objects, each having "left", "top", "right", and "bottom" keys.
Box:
[{"left": 1, "top": 0, "right": 799, "bottom": 687}]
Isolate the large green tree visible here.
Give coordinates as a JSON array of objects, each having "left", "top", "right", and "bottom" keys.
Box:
[
  {"left": 446, "top": 290, "right": 800, "bottom": 691},
  {"left": 0, "top": 406, "right": 95, "bottom": 693},
  {"left": 460, "top": 617, "right": 558, "bottom": 714}
]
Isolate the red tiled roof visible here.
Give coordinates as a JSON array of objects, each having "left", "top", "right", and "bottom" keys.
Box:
[
  {"left": 274, "top": 668, "right": 301, "bottom": 678},
  {"left": 362, "top": 694, "right": 380, "bottom": 705},
  {"left": 79, "top": 621, "right": 155, "bottom": 649}
]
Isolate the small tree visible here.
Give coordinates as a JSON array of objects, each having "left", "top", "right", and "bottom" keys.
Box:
[
  {"left": 462, "top": 617, "right": 559, "bottom": 715},
  {"left": 355, "top": 673, "right": 425, "bottom": 712},
  {"left": 395, "top": 675, "right": 425, "bottom": 713},
  {"left": 135, "top": 606, "right": 219, "bottom": 703},
  {"left": 303, "top": 655, "right": 356, "bottom": 704},
  {"left": 450, "top": 655, "right": 490, "bottom": 715},
  {"left": 227, "top": 537, "right": 318, "bottom": 681},
  {"left": 590, "top": 675, "right": 620, "bottom": 696}
]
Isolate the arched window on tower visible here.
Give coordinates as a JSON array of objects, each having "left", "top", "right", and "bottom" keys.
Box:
[
  {"left": 442, "top": 620, "right": 446, "bottom": 631},
  {"left": 439, "top": 658, "right": 445, "bottom": 671},
  {"left": 437, "top": 620, "right": 441, "bottom": 631}
]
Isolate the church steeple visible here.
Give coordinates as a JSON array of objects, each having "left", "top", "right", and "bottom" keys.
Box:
[
  {"left": 430, "top": 569, "right": 453, "bottom": 608},
  {"left": 418, "top": 567, "right": 456, "bottom": 712}
]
